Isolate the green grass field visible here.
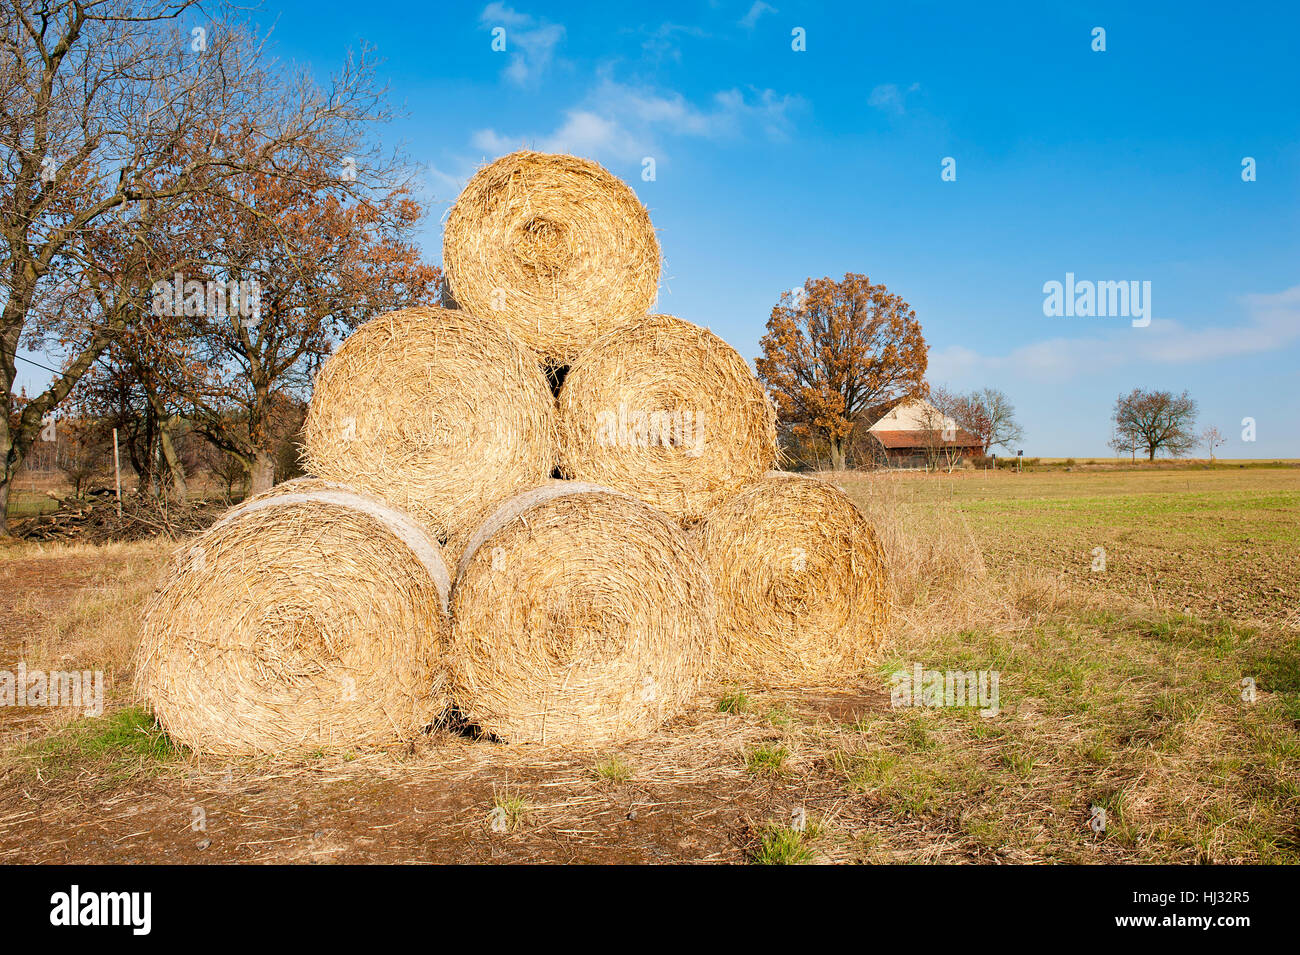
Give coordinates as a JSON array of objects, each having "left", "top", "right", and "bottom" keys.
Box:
[
  {"left": 833, "top": 466, "right": 1300, "bottom": 861},
  {"left": 4, "top": 491, "right": 59, "bottom": 519},
  {"left": 843, "top": 467, "right": 1300, "bottom": 621}
]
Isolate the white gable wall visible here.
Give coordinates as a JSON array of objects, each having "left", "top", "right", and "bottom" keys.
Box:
[{"left": 867, "top": 399, "right": 959, "bottom": 433}]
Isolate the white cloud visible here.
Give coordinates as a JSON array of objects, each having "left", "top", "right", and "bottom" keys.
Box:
[
  {"left": 549, "top": 111, "right": 643, "bottom": 158},
  {"left": 868, "top": 84, "right": 903, "bottom": 114},
  {"left": 928, "top": 285, "right": 1300, "bottom": 384},
  {"left": 868, "top": 82, "right": 921, "bottom": 116},
  {"left": 480, "top": 3, "right": 564, "bottom": 86},
  {"left": 480, "top": 0, "right": 530, "bottom": 27},
  {"left": 471, "top": 79, "right": 802, "bottom": 164},
  {"left": 739, "top": 1, "right": 778, "bottom": 30},
  {"left": 425, "top": 162, "right": 471, "bottom": 199},
  {"left": 470, "top": 128, "right": 519, "bottom": 155},
  {"left": 641, "top": 22, "right": 708, "bottom": 62},
  {"left": 710, "top": 86, "right": 800, "bottom": 140}
]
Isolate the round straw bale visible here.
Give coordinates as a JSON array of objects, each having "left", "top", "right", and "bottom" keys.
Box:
[
  {"left": 449, "top": 481, "right": 716, "bottom": 744},
  {"left": 692, "top": 472, "right": 889, "bottom": 682},
  {"left": 442, "top": 151, "right": 660, "bottom": 364},
  {"left": 135, "top": 480, "right": 451, "bottom": 756},
  {"left": 302, "top": 306, "right": 555, "bottom": 557},
  {"left": 556, "top": 314, "right": 777, "bottom": 523}
]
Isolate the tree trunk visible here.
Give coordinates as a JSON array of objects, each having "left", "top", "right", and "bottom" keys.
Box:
[
  {"left": 249, "top": 450, "right": 276, "bottom": 494},
  {"left": 134, "top": 430, "right": 156, "bottom": 500},
  {"left": 158, "top": 417, "right": 188, "bottom": 501},
  {"left": 828, "top": 436, "right": 847, "bottom": 471},
  {"left": 1, "top": 283, "right": 34, "bottom": 537},
  {"left": 1148, "top": 447, "right": 1156, "bottom": 462}
]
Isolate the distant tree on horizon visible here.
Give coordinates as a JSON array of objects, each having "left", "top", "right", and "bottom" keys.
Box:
[
  {"left": 935, "top": 386, "right": 1023, "bottom": 455},
  {"left": 1201, "top": 425, "right": 1226, "bottom": 463},
  {"left": 1111, "top": 388, "right": 1198, "bottom": 461}
]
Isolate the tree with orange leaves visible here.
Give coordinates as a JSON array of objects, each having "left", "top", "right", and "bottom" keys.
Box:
[
  {"left": 115, "top": 150, "right": 441, "bottom": 495},
  {"left": 756, "top": 273, "right": 928, "bottom": 470}
]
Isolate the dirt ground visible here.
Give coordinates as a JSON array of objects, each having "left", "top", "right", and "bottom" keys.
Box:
[{"left": 1, "top": 466, "right": 1297, "bottom": 864}]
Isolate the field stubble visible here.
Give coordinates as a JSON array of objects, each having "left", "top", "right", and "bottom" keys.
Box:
[{"left": 0, "top": 467, "right": 1296, "bottom": 863}]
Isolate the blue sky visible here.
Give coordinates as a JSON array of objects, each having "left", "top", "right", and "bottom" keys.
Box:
[{"left": 24, "top": 1, "right": 1300, "bottom": 456}]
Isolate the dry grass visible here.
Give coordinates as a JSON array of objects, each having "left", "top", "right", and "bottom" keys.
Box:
[
  {"left": 557, "top": 314, "right": 777, "bottom": 523},
  {"left": 442, "top": 150, "right": 661, "bottom": 365},
  {"left": 847, "top": 471, "right": 1013, "bottom": 644},
  {"left": 24, "top": 539, "right": 171, "bottom": 678}
]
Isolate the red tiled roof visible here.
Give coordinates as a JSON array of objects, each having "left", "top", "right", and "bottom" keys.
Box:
[{"left": 871, "top": 429, "right": 982, "bottom": 450}]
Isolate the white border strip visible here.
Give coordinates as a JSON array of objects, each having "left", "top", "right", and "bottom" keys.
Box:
[
  {"left": 455, "top": 481, "right": 633, "bottom": 580},
  {"left": 212, "top": 481, "right": 451, "bottom": 614}
]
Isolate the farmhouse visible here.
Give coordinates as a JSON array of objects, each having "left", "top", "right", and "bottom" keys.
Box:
[{"left": 866, "top": 399, "right": 982, "bottom": 467}]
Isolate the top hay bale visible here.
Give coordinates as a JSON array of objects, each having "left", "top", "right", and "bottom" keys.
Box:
[
  {"left": 134, "top": 479, "right": 451, "bottom": 756},
  {"left": 443, "top": 150, "right": 660, "bottom": 365},
  {"left": 556, "top": 313, "right": 777, "bottom": 523},
  {"left": 302, "top": 306, "right": 555, "bottom": 558}
]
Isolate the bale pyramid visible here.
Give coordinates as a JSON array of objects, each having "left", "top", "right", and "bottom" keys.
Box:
[{"left": 135, "top": 149, "right": 890, "bottom": 754}]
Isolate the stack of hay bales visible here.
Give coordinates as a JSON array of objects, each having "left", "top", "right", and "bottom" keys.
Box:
[{"left": 135, "top": 149, "right": 889, "bottom": 755}]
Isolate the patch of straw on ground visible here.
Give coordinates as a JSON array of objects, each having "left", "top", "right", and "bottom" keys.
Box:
[{"left": 29, "top": 539, "right": 171, "bottom": 678}]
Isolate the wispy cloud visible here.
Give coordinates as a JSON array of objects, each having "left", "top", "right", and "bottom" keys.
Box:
[
  {"left": 739, "top": 1, "right": 778, "bottom": 30},
  {"left": 480, "top": 3, "right": 565, "bottom": 86},
  {"left": 471, "top": 78, "right": 802, "bottom": 164},
  {"left": 473, "top": 110, "right": 641, "bottom": 162},
  {"left": 868, "top": 82, "right": 921, "bottom": 116},
  {"left": 424, "top": 161, "right": 475, "bottom": 204},
  {"left": 929, "top": 285, "right": 1300, "bottom": 383},
  {"left": 640, "top": 22, "right": 709, "bottom": 62}
]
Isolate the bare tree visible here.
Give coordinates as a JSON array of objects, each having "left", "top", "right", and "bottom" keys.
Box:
[
  {"left": 1108, "top": 426, "right": 1138, "bottom": 463},
  {"left": 925, "top": 387, "right": 967, "bottom": 473},
  {"left": 927, "top": 386, "right": 1023, "bottom": 457},
  {"left": 967, "top": 387, "right": 1022, "bottom": 454},
  {"left": 1201, "top": 425, "right": 1225, "bottom": 463},
  {"left": 1111, "top": 388, "right": 1198, "bottom": 462},
  {"left": 0, "top": 0, "right": 400, "bottom": 530},
  {"left": 66, "top": 347, "right": 160, "bottom": 497},
  {"left": 198, "top": 440, "right": 244, "bottom": 502},
  {"left": 53, "top": 414, "right": 108, "bottom": 498},
  {"left": 905, "top": 394, "right": 955, "bottom": 473}
]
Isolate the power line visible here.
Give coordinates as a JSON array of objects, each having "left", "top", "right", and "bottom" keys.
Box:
[{"left": 12, "top": 352, "right": 65, "bottom": 376}]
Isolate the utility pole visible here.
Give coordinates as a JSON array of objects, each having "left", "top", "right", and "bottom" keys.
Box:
[{"left": 113, "top": 428, "right": 122, "bottom": 517}]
